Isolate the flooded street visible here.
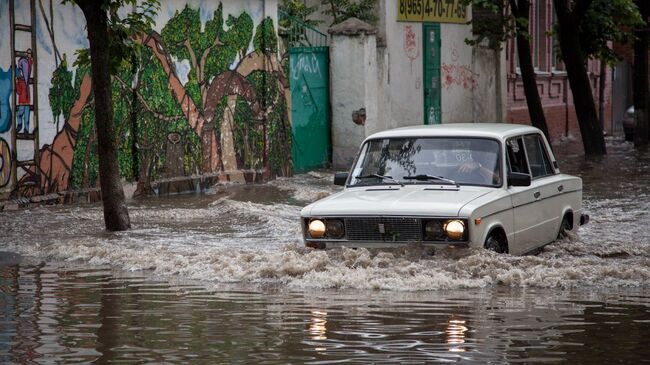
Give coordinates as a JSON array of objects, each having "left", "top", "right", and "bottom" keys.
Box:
[{"left": 2, "top": 138, "right": 650, "bottom": 363}]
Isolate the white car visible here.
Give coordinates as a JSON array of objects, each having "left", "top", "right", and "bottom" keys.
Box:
[{"left": 300, "top": 123, "right": 589, "bottom": 255}]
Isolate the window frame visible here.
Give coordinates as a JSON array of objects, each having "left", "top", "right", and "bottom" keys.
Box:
[
  {"left": 521, "top": 133, "right": 556, "bottom": 179},
  {"left": 505, "top": 136, "right": 530, "bottom": 176}
]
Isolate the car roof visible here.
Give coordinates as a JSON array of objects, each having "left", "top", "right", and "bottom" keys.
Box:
[{"left": 365, "top": 123, "right": 542, "bottom": 141}]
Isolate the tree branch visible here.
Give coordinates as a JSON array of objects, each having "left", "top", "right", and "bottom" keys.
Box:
[
  {"left": 38, "top": 0, "right": 62, "bottom": 66},
  {"left": 573, "top": 0, "right": 594, "bottom": 22},
  {"left": 553, "top": 0, "right": 569, "bottom": 21},
  {"left": 114, "top": 75, "right": 185, "bottom": 122},
  {"left": 138, "top": 32, "right": 204, "bottom": 133},
  {"left": 509, "top": 0, "right": 519, "bottom": 16}
]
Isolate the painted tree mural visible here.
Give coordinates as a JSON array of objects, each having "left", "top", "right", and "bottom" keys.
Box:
[{"left": 14, "top": 2, "right": 291, "bottom": 197}]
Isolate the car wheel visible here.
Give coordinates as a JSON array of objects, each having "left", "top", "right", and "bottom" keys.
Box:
[
  {"left": 484, "top": 233, "right": 507, "bottom": 254},
  {"left": 557, "top": 216, "right": 571, "bottom": 239}
]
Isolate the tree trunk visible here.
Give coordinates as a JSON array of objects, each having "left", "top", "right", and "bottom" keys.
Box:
[
  {"left": 634, "top": 0, "right": 649, "bottom": 147},
  {"left": 511, "top": 0, "right": 550, "bottom": 141},
  {"left": 77, "top": 0, "right": 130, "bottom": 231},
  {"left": 553, "top": 0, "right": 606, "bottom": 156},
  {"left": 598, "top": 58, "right": 606, "bottom": 132}
]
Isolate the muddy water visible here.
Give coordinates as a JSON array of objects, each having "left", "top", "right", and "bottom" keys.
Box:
[{"left": 1, "top": 139, "right": 650, "bottom": 363}]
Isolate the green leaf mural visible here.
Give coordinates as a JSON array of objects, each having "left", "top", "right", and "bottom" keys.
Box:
[
  {"left": 254, "top": 17, "right": 278, "bottom": 54},
  {"left": 49, "top": 56, "right": 75, "bottom": 126}
]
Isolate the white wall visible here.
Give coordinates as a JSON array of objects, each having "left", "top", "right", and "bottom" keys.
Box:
[
  {"left": 439, "top": 23, "right": 475, "bottom": 123},
  {"left": 381, "top": 4, "right": 424, "bottom": 129},
  {"left": 330, "top": 34, "right": 372, "bottom": 169}
]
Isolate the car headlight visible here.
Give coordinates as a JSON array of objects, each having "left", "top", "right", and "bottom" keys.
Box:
[
  {"left": 308, "top": 219, "right": 326, "bottom": 238},
  {"left": 424, "top": 220, "right": 444, "bottom": 240},
  {"left": 444, "top": 220, "right": 465, "bottom": 240},
  {"left": 326, "top": 219, "right": 345, "bottom": 238}
]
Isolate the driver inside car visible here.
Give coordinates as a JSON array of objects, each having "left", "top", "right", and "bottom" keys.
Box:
[{"left": 455, "top": 143, "right": 501, "bottom": 186}]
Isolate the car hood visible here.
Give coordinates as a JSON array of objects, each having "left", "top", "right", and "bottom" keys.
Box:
[{"left": 302, "top": 185, "right": 494, "bottom": 217}]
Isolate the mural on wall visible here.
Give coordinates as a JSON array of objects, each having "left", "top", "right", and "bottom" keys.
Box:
[
  {"left": 1, "top": 0, "right": 291, "bottom": 199},
  {"left": 442, "top": 44, "right": 478, "bottom": 91}
]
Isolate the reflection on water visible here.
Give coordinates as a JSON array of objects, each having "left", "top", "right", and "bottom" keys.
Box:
[
  {"left": 446, "top": 318, "right": 467, "bottom": 352},
  {"left": 1, "top": 261, "right": 650, "bottom": 363}
]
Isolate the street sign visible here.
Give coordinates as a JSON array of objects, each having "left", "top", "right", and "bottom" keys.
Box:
[{"left": 397, "top": 0, "right": 467, "bottom": 23}]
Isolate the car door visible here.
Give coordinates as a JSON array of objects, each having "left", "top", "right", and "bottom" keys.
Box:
[
  {"left": 521, "top": 133, "right": 564, "bottom": 245},
  {"left": 506, "top": 136, "right": 540, "bottom": 254}
]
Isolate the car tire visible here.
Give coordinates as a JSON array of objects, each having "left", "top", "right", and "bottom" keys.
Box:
[
  {"left": 557, "top": 216, "right": 572, "bottom": 239},
  {"left": 484, "top": 233, "right": 507, "bottom": 254}
]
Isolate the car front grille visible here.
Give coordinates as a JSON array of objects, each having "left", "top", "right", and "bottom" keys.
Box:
[{"left": 344, "top": 217, "right": 422, "bottom": 242}]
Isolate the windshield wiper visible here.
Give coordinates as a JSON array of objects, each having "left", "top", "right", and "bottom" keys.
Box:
[
  {"left": 355, "top": 174, "right": 404, "bottom": 186},
  {"left": 403, "top": 174, "right": 459, "bottom": 187}
]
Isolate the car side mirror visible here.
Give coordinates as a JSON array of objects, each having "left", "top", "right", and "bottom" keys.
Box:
[
  {"left": 508, "top": 172, "right": 531, "bottom": 187},
  {"left": 334, "top": 172, "right": 349, "bottom": 186}
]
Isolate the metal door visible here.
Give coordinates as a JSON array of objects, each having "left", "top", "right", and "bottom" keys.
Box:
[
  {"left": 290, "top": 47, "right": 330, "bottom": 172},
  {"left": 423, "top": 23, "right": 441, "bottom": 125}
]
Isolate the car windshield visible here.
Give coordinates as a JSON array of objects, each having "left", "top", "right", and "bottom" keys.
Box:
[{"left": 349, "top": 137, "right": 502, "bottom": 187}]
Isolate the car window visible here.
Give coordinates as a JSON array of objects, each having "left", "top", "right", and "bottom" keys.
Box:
[
  {"left": 523, "top": 134, "right": 554, "bottom": 178},
  {"left": 349, "top": 137, "right": 502, "bottom": 187},
  {"left": 506, "top": 137, "right": 529, "bottom": 174}
]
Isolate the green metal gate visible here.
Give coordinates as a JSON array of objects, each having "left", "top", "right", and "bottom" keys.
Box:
[
  {"left": 423, "top": 23, "right": 441, "bottom": 125},
  {"left": 280, "top": 10, "right": 330, "bottom": 172},
  {"left": 290, "top": 47, "right": 330, "bottom": 172}
]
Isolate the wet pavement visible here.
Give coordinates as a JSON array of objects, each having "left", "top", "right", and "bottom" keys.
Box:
[{"left": 1, "top": 138, "right": 650, "bottom": 363}]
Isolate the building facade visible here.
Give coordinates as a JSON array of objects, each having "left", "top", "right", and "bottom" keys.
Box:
[{"left": 504, "top": 0, "right": 613, "bottom": 140}]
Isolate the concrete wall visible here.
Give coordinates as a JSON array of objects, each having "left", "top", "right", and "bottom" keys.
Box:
[
  {"left": 381, "top": 4, "right": 424, "bottom": 128},
  {"left": 329, "top": 33, "right": 376, "bottom": 169},
  {"left": 1, "top": 0, "right": 289, "bottom": 201}
]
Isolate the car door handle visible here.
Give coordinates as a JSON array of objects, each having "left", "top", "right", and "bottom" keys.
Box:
[
  {"left": 533, "top": 191, "right": 541, "bottom": 199},
  {"left": 558, "top": 185, "right": 564, "bottom": 192}
]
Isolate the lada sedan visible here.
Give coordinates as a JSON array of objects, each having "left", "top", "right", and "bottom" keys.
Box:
[{"left": 300, "top": 123, "right": 589, "bottom": 255}]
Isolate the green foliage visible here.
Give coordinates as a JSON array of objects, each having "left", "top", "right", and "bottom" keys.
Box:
[
  {"left": 48, "top": 55, "right": 75, "bottom": 126},
  {"left": 465, "top": 0, "right": 643, "bottom": 62},
  {"left": 462, "top": 0, "right": 521, "bottom": 50},
  {"left": 70, "top": 106, "right": 98, "bottom": 189},
  {"left": 577, "top": 0, "right": 643, "bottom": 64},
  {"left": 279, "top": 0, "right": 322, "bottom": 28},
  {"left": 65, "top": 0, "right": 160, "bottom": 74},
  {"left": 321, "top": 0, "right": 378, "bottom": 25},
  {"left": 112, "top": 68, "right": 134, "bottom": 180},
  {"left": 233, "top": 97, "right": 263, "bottom": 169},
  {"left": 254, "top": 17, "right": 279, "bottom": 54},
  {"left": 225, "top": 13, "right": 254, "bottom": 59},
  {"left": 267, "top": 95, "right": 292, "bottom": 176}
]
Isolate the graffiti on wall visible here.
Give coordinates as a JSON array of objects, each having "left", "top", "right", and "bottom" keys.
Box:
[
  {"left": 442, "top": 43, "right": 478, "bottom": 91},
  {"left": 1, "top": 1, "right": 291, "bottom": 199},
  {"left": 0, "top": 68, "right": 11, "bottom": 133},
  {"left": 291, "top": 52, "right": 322, "bottom": 80},
  {"left": 403, "top": 25, "right": 419, "bottom": 75}
]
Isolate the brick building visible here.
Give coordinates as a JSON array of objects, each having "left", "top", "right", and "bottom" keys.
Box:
[{"left": 505, "top": 0, "right": 613, "bottom": 142}]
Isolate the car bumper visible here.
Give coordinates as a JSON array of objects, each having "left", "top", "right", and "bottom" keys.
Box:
[{"left": 304, "top": 239, "right": 472, "bottom": 249}]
